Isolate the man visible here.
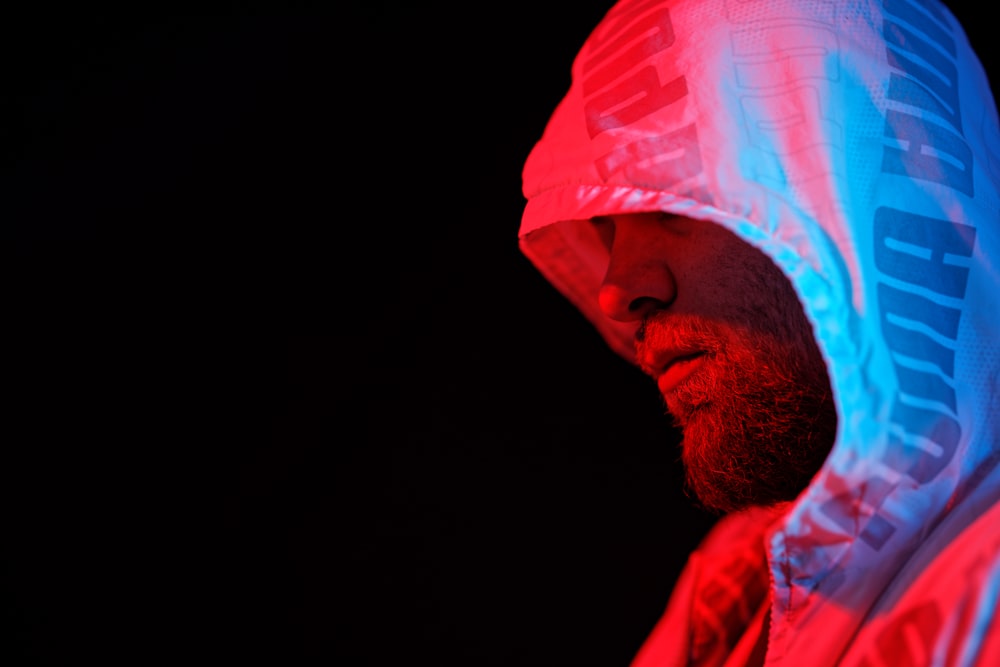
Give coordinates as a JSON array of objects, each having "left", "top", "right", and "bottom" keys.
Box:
[{"left": 519, "top": 1, "right": 1000, "bottom": 665}]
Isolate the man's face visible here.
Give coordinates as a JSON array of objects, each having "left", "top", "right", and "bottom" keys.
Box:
[{"left": 593, "top": 212, "right": 837, "bottom": 514}]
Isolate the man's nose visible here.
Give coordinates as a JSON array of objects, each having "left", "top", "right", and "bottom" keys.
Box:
[{"left": 597, "top": 248, "right": 676, "bottom": 322}]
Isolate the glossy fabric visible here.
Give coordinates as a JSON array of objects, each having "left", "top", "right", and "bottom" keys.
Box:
[{"left": 519, "top": 1, "right": 1000, "bottom": 664}]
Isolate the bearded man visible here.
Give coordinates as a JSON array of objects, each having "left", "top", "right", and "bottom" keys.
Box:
[{"left": 519, "top": 1, "right": 1000, "bottom": 665}]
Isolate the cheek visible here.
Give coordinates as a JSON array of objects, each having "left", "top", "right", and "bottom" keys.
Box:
[
  {"left": 712, "top": 243, "right": 809, "bottom": 342},
  {"left": 671, "top": 223, "right": 815, "bottom": 345},
  {"left": 680, "top": 241, "right": 770, "bottom": 317}
]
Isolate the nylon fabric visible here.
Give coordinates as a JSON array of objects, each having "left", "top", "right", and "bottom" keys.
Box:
[{"left": 519, "top": 1, "right": 1000, "bottom": 664}]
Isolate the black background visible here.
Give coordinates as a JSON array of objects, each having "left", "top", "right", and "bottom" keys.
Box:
[{"left": 6, "top": 2, "right": 995, "bottom": 665}]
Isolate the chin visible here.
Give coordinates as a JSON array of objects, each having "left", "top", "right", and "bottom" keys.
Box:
[{"left": 674, "top": 383, "right": 837, "bottom": 515}]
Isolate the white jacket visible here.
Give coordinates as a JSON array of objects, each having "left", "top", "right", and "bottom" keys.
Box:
[{"left": 519, "top": 1, "right": 1000, "bottom": 664}]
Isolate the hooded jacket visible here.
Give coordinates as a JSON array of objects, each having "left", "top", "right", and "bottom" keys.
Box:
[{"left": 519, "top": 1, "right": 1000, "bottom": 665}]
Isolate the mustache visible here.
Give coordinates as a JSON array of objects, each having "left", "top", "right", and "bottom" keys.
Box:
[
  {"left": 634, "top": 313, "right": 728, "bottom": 376},
  {"left": 635, "top": 313, "right": 727, "bottom": 349}
]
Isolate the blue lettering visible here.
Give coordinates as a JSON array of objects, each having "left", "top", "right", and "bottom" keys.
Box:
[
  {"left": 884, "top": 0, "right": 961, "bottom": 132},
  {"left": 882, "top": 110, "right": 973, "bottom": 196},
  {"left": 819, "top": 477, "right": 897, "bottom": 550},
  {"left": 886, "top": 399, "right": 961, "bottom": 483},
  {"left": 877, "top": 282, "right": 959, "bottom": 377},
  {"left": 893, "top": 364, "right": 956, "bottom": 412},
  {"left": 885, "top": 57, "right": 960, "bottom": 134},
  {"left": 873, "top": 206, "right": 976, "bottom": 298},
  {"left": 883, "top": 0, "right": 952, "bottom": 42}
]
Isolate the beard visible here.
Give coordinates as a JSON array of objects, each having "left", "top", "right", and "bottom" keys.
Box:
[{"left": 636, "top": 290, "right": 837, "bottom": 516}]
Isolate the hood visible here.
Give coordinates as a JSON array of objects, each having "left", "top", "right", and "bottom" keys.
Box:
[{"left": 520, "top": 0, "right": 1000, "bottom": 657}]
